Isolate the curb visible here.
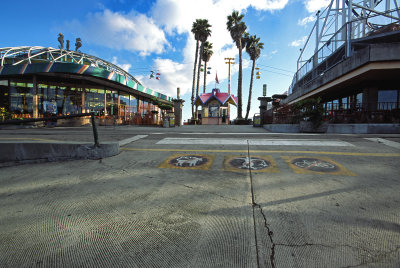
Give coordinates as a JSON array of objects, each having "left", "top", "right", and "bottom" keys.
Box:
[{"left": 0, "top": 142, "right": 120, "bottom": 166}]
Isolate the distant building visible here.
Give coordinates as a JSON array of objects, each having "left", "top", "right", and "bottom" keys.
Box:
[
  {"left": 0, "top": 46, "right": 173, "bottom": 125},
  {"left": 194, "top": 88, "right": 237, "bottom": 125}
]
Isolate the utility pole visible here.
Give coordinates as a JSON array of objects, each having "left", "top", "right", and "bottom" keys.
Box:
[{"left": 225, "top": 57, "right": 235, "bottom": 122}]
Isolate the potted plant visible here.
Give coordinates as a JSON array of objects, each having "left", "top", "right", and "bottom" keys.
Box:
[{"left": 292, "top": 97, "right": 328, "bottom": 133}]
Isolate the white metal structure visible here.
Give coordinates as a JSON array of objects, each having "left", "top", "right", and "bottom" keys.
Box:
[
  {"left": 289, "top": 0, "right": 400, "bottom": 94},
  {"left": 0, "top": 46, "right": 142, "bottom": 85}
]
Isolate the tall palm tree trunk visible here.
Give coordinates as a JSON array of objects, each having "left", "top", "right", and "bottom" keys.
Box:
[
  {"left": 245, "top": 59, "right": 255, "bottom": 120},
  {"left": 191, "top": 40, "right": 199, "bottom": 119},
  {"left": 195, "top": 43, "right": 204, "bottom": 120},
  {"left": 237, "top": 40, "right": 243, "bottom": 119}
]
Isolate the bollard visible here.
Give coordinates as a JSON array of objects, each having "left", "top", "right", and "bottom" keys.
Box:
[{"left": 90, "top": 113, "right": 100, "bottom": 147}]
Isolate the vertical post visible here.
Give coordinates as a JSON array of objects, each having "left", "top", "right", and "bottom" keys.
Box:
[
  {"left": 91, "top": 113, "right": 99, "bottom": 147},
  {"left": 335, "top": 0, "right": 339, "bottom": 50},
  {"left": 298, "top": 48, "right": 303, "bottom": 81},
  {"left": 117, "top": 91, "right": 121, "bottom": 120},
  {"left": 342, "top": 0, "right": 347, "bottom": 40},
  {"left": 103, "top": 87, "right": 107, "bottom": 116},
  {"left": 315, "top": 10, "right": 320, "bottom": 54},
  {"left": 346, "top": 0, "right": 353, "bottom": 57},
  {"left": 32, "top": 75, "right": 38, "bottom": 118},
  {"left": 137, "top": 97, "right": 141, "bottom": 116},
  {"left": 225, "top": 57, "right": 235, "bottom": 122},
  {"left": 81, "top": 87, "right": 86, "bottom": 113}
]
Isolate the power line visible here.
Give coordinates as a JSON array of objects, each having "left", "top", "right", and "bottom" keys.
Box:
[
  {"left": 257, "top": 68, "right": 293, "bottom": 77},
  {"left": 257, "top": 63, "right": 295, "bottom": 74}
]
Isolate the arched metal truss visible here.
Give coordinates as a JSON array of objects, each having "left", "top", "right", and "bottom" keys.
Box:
[
  {"left": 289, "top": 0, "right": 400, "bottom": 94},
  {"left": 0, "top": 46, "right": 142, "bottom": 86}
]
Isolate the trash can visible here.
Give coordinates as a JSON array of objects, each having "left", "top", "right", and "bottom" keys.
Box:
[
  {"left": 163, "top": 118, "right": 169, "bottom": 128},
  {"left": 169, "top": 115, "right": 175, "bottom": 127},
  {"left": 253, "top": 113, "right": 261, "bottom": 127}
]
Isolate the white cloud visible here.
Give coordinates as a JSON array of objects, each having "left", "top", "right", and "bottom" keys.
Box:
[
  {"left": 111, "top": 56, "right": 131, "bottom": 73},
  {"left": 289, "top": 36, "right": 307, "bottom": 47},
  {"left": 298, "top": 15, "right": 316, "bottom": 26},
  {"left": 66, "top": 9, "right": 169, "bottom": 56},
  {"left": 251, "top": 0, "right": 289, "bottom": 10},
  {"left": 138, "top": 58, "right": 193, "bottom": 97},
  {"left": 67, "top": 0, "right": 290, "bottom": 97},
  {"left": 147, "top": 0, "right": 290, "bottom": 96},
  {"left": 304, "top": 0, "right": 331, "bottom": 12}
]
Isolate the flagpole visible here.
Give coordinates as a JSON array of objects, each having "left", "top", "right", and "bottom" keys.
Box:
[{"left": 214, "top": 71, "right": 217, "bottom": 89}]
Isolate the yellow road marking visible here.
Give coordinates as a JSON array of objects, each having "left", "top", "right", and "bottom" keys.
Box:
[
  {"left": 121, "top": 148, "right": 400, "bottom": 157},
  {"left": 158, "top": 154, "right": 215, "bottom": 170},
  {"left": 223, "top": 155, "right": 280, "bottom": 173},
  {"left": 282, "top": 156, "right": 356, "bottom": 176}
]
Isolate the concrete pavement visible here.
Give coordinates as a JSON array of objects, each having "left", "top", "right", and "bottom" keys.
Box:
[{"left": 0, "top": 125, "right": 399, "bottom": 267}]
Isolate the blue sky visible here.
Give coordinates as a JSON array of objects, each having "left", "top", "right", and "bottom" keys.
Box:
[{"left": 0, "top": 0, "right": 331, "bottom": 121}]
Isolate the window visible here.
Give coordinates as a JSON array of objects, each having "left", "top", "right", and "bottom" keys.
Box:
[
  {"left": 86, "top": 88, "right": 105, "bottom": 115},
  {"left": 378, "top": 90, "right": 398, "bottom": 110},
  {"left": 130, "top": 96, "right": 137, "bottom": 114},
  {"left": 209, "top": 103, "right": 219, "bottom": 117},
  {"left": 106, "top": 90, "right": 118, "bottom": 115}
]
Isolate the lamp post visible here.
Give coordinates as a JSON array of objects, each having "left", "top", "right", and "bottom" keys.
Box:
[{"left": 225, "top": 57, "right": 235, "bottom": 122}]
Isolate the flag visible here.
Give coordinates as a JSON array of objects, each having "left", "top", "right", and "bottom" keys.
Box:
[{"left": 215, "top": 72, "right": 219, "bottom": 84}]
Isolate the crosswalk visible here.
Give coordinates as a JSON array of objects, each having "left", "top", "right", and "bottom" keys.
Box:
[
  {"left": 156, "top": 138, "right": 354, "bottom": 147},
  {"left": 119, "top": 135, "right": 400, "bottom": 150}
]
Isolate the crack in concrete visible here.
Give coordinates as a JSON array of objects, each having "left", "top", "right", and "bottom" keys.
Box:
[
  {"left": 255, "top": 203, "right": 276, "bottom": 268},
  {"left": 247, "top": 140, "right": 276, "bottom": 268}
]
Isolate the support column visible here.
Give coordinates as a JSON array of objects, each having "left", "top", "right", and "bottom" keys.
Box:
[
  {"left": 362, "top": 88, "right": 378, "bottom": 111},
  {"left": 258, "top": 96, "right": 272, "bottom": 124},
  {"left": 173, "top": 99, "right": 184, "bottom": 126},
  {"left": 81, "top": 88, "right": 86, "bottom": 113},
  {"left": 117, "top": 92, "right": 121, "bottom": 118},
  {"left": 32, "top": 75, "right": 38, "bottom": 118},
  {"left": 103, "top": 87, "right": 107, "bottom": 116}
]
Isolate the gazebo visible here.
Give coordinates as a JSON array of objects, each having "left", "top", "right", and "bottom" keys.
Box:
[{"left": 194, "top": 88, "right": 237, "bottom": 125}]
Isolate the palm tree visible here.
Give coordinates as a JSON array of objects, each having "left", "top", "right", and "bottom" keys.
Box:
[
  {"left": 202, "top": 41, "right": 213, "bottom": 93},
  {"left": 194, "top": 19, "right": 211, "bottom": 120},
  {"left": 227, "top": 11, "right": 247, "bottom": 120},
  {"left": 244, "top": 34, "right": 264, "bottom": 120},
  {"left": 190, "top": 19, "right": 203, "bottom": 119}
]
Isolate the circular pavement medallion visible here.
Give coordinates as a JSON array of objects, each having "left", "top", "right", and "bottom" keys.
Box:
[
  {"left": 229, "top": 157, "right": 271, "bottom": 170},
  {"left": 291, "top": 157, "right": 339, "bottom": 172},
  {"left": 169, "top": 155, "right": 208, "bottom": 167}
]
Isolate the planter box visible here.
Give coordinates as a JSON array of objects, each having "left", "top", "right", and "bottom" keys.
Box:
[
  {"left": 99, "top": 118, "right": 122, "bottom": 126},
  {"left": 57, "top": 118, "right": 91, "bottom": 127},
  {"left": 300, "top": 121, "right": 328, "bottom": 133}
]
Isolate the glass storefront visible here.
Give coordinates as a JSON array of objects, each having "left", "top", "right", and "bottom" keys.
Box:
[
  {"left": 9, "top": 82, "right": 34, "bottom": 117},
  {"left": 0, "top": 78, "right": 167, "bottom": 124},
  {"left": 86, "top": 88, "right": 105, "bottom": 115},
  {"left": 106, "top": 90, "right": 118, "bottom": 116},
  {"left": 0, "top": 80, "right": 8, "bottom": 111}
]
